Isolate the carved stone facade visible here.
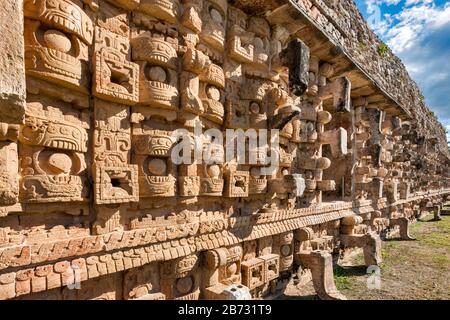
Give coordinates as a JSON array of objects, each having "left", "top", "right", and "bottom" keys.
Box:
[{"left": 0, "top": 0, "right": 449, "bottom": 300}]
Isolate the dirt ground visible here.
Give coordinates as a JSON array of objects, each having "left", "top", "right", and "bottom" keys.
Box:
[{"left": 277, "top": 214, "right": 450, "bottom": 300}]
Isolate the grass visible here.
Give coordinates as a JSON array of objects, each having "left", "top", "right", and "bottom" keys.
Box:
[
  {"left": 377, "top": 43, "right": 388, "bottom": 56},
  {"left": 333, "top": 266, "right": 352, "bottom": 290},
  {"left": 431, "top": 254, "right": 449, "bottom": 267},
  {"left": 415, "top": 214, "right": 450, "bottom": 247}
]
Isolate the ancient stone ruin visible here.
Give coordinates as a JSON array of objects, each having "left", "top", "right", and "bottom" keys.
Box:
[{"left": 0, "top": 0, "right": 449, "bottom": 300}]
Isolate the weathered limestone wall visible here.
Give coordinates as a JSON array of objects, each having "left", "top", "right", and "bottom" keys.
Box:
[
  {"left": 0, "top": 0, "right": 26, "bottom": 126},
  {"left": 0, "top": 0, "right": 448, "bottom": 300}
]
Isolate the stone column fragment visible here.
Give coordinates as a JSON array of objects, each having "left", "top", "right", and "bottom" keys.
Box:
[{"left": 298, "top": 251, "right": 346, "bottom": 300}]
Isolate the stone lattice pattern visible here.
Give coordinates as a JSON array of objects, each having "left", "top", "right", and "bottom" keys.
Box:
[{"left": 0, "top": 0, "right": 448, "bottom": 300}]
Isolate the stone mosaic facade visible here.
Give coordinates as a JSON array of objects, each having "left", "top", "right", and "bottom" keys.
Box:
[{"left": 0, "top": 0, "right": 448, "bottom": 300}]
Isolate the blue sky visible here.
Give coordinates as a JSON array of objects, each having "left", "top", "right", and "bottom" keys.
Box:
[{"left": 355, "top": 0, "right": 450, "bottom": 143}]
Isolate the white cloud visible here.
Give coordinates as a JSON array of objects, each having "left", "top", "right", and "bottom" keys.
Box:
[
  {"left": 362, "top": 0, "right": 450, "bottom": 142},
  {"left": 363, "top": 0, "right": 450, "bottom": 54},
  {"left": 386, "top": 2, "right": 450, "bottom": 52}
]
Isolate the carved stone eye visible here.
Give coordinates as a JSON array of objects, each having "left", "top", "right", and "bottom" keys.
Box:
[
  {"left": 206, "top": 85, "right": 220, "bottom": 101},
  {"left": 281, "top": 244, "right": 291, "bottom": 256},
  {"left": 254, "top": 37, "right": 264, "bottom": 50},
  {"left": 210, "top": 8, "right": 223, "bottom": 24},
  {"left": 47, "top": 125, "right": 58, "bottom": 134},
  {"left": 48, "top": 153, "right": 72, "bottom": 175},
  {"left": 207, "top": 164, "right": 220, "bottom": 178},
  {"left": 249, "top": 102, "right": 260, "bottom": 114},
  {"left": 44, "top": 30, "right": 72, "bottom": 53},
  {"left": 176, "top": 276, "right": 193, "bottom": 294},
  {"left": 60, "top": 126, "right": 70, "bottom": 135},
  {"left": 250, "top": 167, "right": 260, "bottom": 178},
  {"left": 148, "top": 158, "right": 167, "bottom": 176},
  {"left": 147, "top": 66, "right": 167, "bottom": 82},
  {"left": 72, "top": 130, "right": 80, "bottom": 139}
]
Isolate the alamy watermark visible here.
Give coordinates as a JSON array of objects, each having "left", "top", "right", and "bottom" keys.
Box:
[
  {"left": 366, "top": 265, "right": 381, "bottom": 290},
  {"left": 65, "top": 265, "right": 82, "bottom": 290},
  {"left": 170, "top": 120, "right": 281, "bottom": 174}
]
